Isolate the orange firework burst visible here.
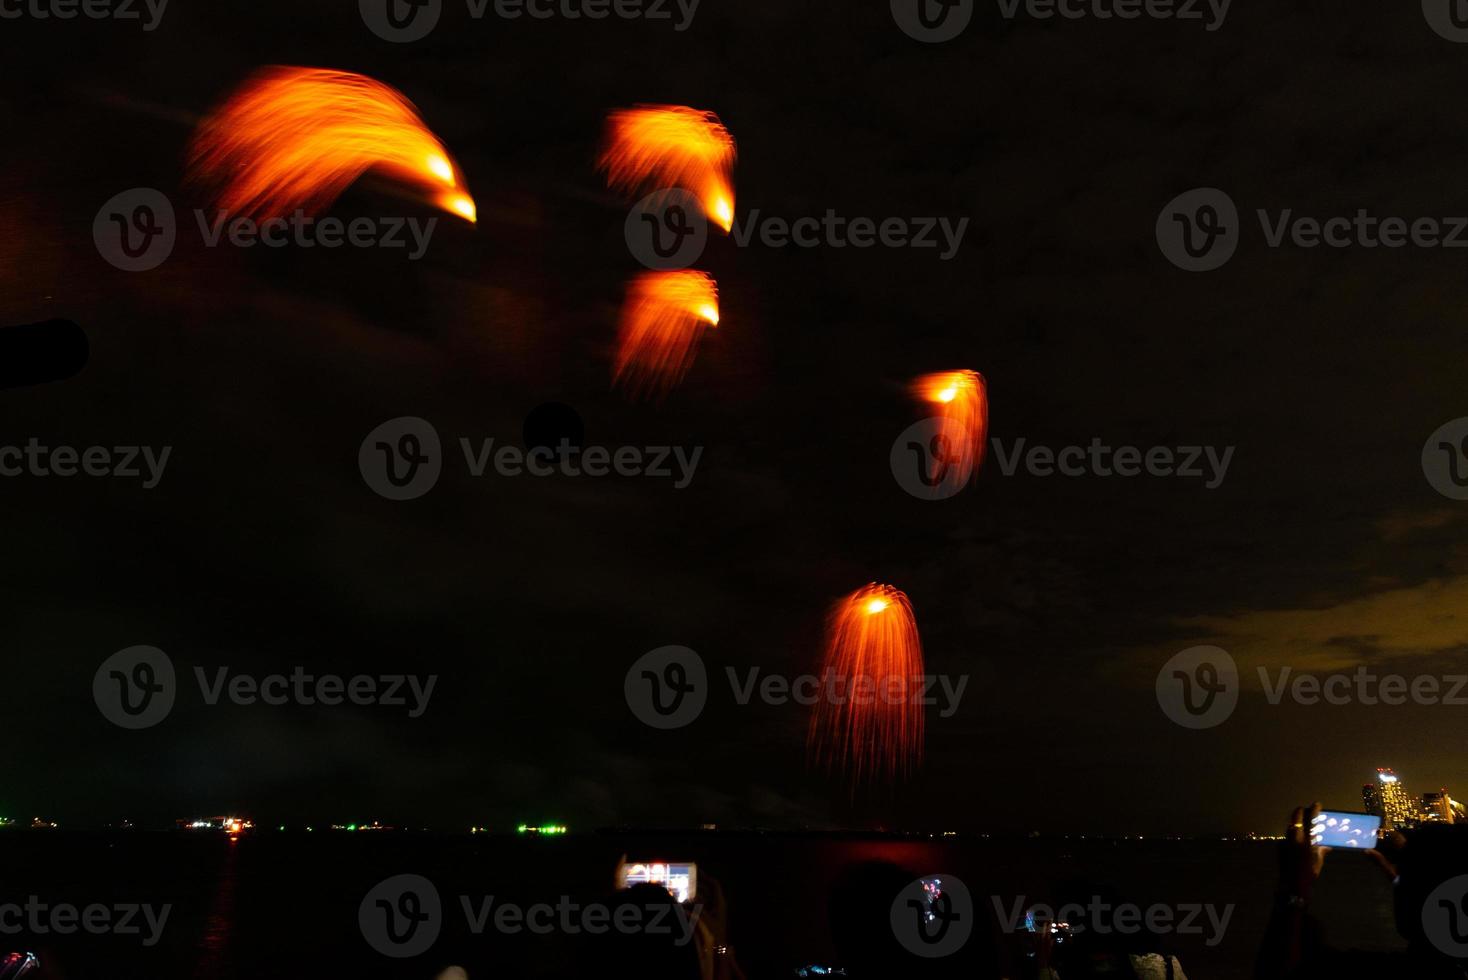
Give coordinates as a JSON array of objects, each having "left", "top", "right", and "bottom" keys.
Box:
[
  {"left": 614, "top": 270, "right": 719, "bottom": 400},
  {"left": 913, "top": 369, "right": 988, "bottom": 485},
  {"left": 599, "top": 105, "right": 736, "bottom": 232},
  {"left": 808, "top": 584, "right": 926, "bottom": 788},
  {"left": 188, "top": 67, "right": 476, "bottom": 223}
]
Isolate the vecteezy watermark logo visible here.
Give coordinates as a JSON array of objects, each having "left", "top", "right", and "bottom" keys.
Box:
[
  {"left": 992, "top": 438, "right": 1233, "bottom": 487},
  {"left": 626, "top": 192, "right": 969, "bottom": 268},
  {"left": 361, "top": 0, "right": 699, "bottom": 41},
  {"left": 730, "top": 210, "right": 967, "bottom": 261},
  {"left": 0, "top": 0, "right": 169, "bottom": 30},
  {"left": 891, "top": 418, "right": 974, "bottom": 501},
  {"left": 891, "top": 875, "right": 974, "bottom": 958},
  {"left": 1161, "top": 188, "right": 1468, "bottom": 271},
  {"left": 1156, "top": 188, "right": 1239, "bottom": 272},
  {"left": 1161, "top": 659, "right": 1468, "bottom": 727},
  {"left": 1156, "top": 646, "right": 1239, "bottom": 729},
  {"left": 94, "top": 649, "right": 438, "bottom": 728},
  {"left": 625, "top": 189, "right": 708, "bottom": 270},
  {"left": 995, "top": 0, "right": 1230, "bottom": 30},
  {"left": 193, "top": 667, "right": 436, "bottom": 716},
  {"left": 1423, "top": 874, "right": 1468, "bottom": 957},
  {"left": 0, "top": 897, "right": 172, "bottom": 947},
  {"left": 360, "top": 0, "right": 442, "bottom": 41},
  {"left": 894, "top": 432, "right": 1234, "bottom": 498},
  {"left": 992, "top": 895, "right": 1233, "bottom": 947},
  {"left": 891, "top": 0, "right": 973, "bottom": 42},
  {"left": 95, "top": 190, "right": 440, "bottom": 271},
  {"left": 193, "top": 211, "right": 438, "bottom": 259},
  {"left": 1423, "top": 417, "right": 1468, "bottom": 500},
  {"left": 360, "top": 874, "right": 443, "bottom": 958},
  {"left": 361, "top": 875, "right": 703, "bottom": 957},
  {"left": 894, "top": 0, "right": 1228, "bottom": 42},
  {"left": 1424, "top": 0, "right": 1468, "bottom": 42},
  {"left": 625, "top": 645, "right": 708, "bottom": 729},
  {"left": 359, "top": 417, "right": 704, "bottom": 500},
  {"left": 625, "top": 647, "right": 970, "bottom": 729},
  {"left": 359, "top": 417, "right": 443, "bottom": 501},
  {"left": 94, "top": 188, "right": 176, "bottom": 272},
  {"left": 94, "top": 645, "right": 176, "bottom": 729},
  {"left": 460, "top": 894, "right": 700, "bottom": 943},
  {"left": 460, "top": 439, "right": 701, "bottom": 487},
  {"left": 0, "top": 440, "right": 172, "bottom": 488},
  {"left": 1258, "top": 666, "right": 1468, "bottom": 707}
]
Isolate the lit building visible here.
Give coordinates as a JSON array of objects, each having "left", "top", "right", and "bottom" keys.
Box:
[
  {"left": 177, "top": 816, "right": 253, "bottom": 833},
  {"left": 330, "top": 821, "right": 395, "bottom": 832},
  {"left": 516, "top": 823, "right": 568, "bottom": 835},
  {"left": 1372, "top": 769, "right": 1418, "bottom": 831},
  {"left": 1423, "top": 791, "right": 1463, "bottom": 824}
]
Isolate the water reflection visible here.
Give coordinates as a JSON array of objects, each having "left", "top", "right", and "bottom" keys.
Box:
[{"left": 196, "top": 837, "right": 240, "bottom": 979}]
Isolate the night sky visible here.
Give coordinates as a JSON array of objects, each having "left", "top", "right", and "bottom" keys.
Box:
[{"left": 2, "top": 0, "right": 1467, "bottom": 836}]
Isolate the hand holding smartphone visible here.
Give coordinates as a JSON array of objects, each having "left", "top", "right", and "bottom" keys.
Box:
[{"left": 616, "top": 860, "right": 697, "bottom": 903}]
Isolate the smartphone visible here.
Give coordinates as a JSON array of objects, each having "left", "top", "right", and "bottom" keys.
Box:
[
  {"left": 616, "top": 860, "right": 697, "bottom": 903},
  {"left": 0, "top": 952, "right": 39, "bottom": 980},
  {"left": 1023, "top": 908, "right": 1071, "bottom": 943},
  {"left": 1310, "top": 810, "right": 1380, "bottom": 848}
]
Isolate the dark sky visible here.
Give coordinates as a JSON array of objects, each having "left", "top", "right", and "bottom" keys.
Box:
[{"left": 1, "top": 0, "right": 1466, "bottom": 835}]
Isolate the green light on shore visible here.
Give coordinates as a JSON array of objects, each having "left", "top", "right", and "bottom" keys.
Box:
[{"left": 516, "top": 823, "right": 567, "bottom": 835}]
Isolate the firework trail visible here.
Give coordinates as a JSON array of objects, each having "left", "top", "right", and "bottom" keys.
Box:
[
  {"left": 913, "top": 369, "right": 988, "bottom": 491},
  {"left": 808, "top": 583, "right": 926, "bottom": 788},
  {"left": 188, "top": 66, "right": 476, "bottom": 222},
  {"left": 614, "top": 270, "right": 719, "bottom": 400},
  {"left": 599, "top": 105, "right": 736, "bottom": 231}
]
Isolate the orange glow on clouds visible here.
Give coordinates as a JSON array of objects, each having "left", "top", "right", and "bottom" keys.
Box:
[
  {"left": 614, "top": 270, "right": 720, "bottom": 400},
  {"left": 599, "top": 105, "right": 736, "bottom": 232},
  {"left": 808, "top": 584, "right": 926, "bottom": 789},
  {"left": 914, "top": 369, "right": 988, "bottom": 482},
  {"left": 188, "top": 67, "right": 475, "bottom": 222}
]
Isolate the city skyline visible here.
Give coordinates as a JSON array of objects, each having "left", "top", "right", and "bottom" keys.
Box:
[
  {"left": 1362, "top": 766, "right": 1465, "bottom": 832},
  {"left": 10, "top": 762, "right": 1468, "bottom": 838}
]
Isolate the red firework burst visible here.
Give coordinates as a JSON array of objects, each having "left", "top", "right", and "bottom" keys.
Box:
[{"left": 807, "top": 583, "right": 926, "bottom": 788}]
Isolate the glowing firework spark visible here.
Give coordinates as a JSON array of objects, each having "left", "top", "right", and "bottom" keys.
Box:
[
  {"left": 912, "top": 369, "right": 988, "bottom": 491},
  {"left": 808, "top": 583, "right": 926, "bottom": 788},
  {"left": 614, "top": 270, "right": 719, "bottom": 400},
  {"left": 188, "top": 67, "right": 476, "bottom": 223},
  {"left": 599, "top": 105, "right": 736, "bottom": 231}
]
